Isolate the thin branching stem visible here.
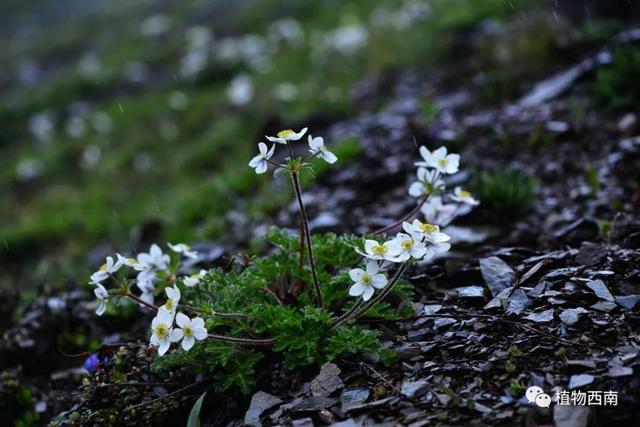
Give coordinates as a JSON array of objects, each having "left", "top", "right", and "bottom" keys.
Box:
[
  {"left": 265, "top": 158, "right": 286, "bottom": 168},
  {"left": 373, "top": 195, "right": 428, "bottom": 235},
  {"left": 372, "top": 171, "right": 442, "bottom": 235},
  {"left": 207, "top": 333, "right": 275, "bottom": 346},
  {"left": 330, "top": 299, "right": 363, "bottom": 328},
  {"left": 124, "top": 292, "right": 272, "bottom": 346},
  {"left": 290, "top": 166, "right": 324, "bottom": 308}
]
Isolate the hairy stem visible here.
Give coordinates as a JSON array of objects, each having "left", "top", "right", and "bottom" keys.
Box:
[
  {"left": 373, "top": 195, "right": 428, "bottom": 235},
  {"left": 290, "top": 168, "right": 324, "bottom": 308},
  {"left": 207, "top": 334, "right": 275, "bottom": 346}
]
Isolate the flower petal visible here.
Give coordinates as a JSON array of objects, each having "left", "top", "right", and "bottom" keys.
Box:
[
  {"left": 193, "top": 327, "right": 208, "bottom": 340},
  {"left": 182, "top": 336, "right": 195, "bottom": 351},
  {"left": 349, "top": 268, "right": 365, "bottom": 282},
  {"left": 171, "top": 328, "right": 184, "bottom": 342},
  {"left": 371, "top": 274, "right": 388, "bottom": 289},
  {"left": 349, "top": 283, "right": 365, "bottom": 296},
  {"left": 365, "top": 260, "right": 379, "bottom": 275},
  {"left": 158, "top": 340, "right": 170, "bottom": 356},
  {"left": 362, "top": 286, "right": 375, "bottom": 301},
  {"left": 176, "top": 312, "right": 189, "bottom": 328}
]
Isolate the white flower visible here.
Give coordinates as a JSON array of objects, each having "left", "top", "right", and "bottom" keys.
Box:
[
  {"left": 184, "top": 270, "right": 206, "bottom": 287},
  {"left": 450, "top": 187, "right": 479, "bottom": 205},
  {"left": 168, "top": 243, "right": 198, "bottom": 259},
  {"left": 137, "top": 244, "right": 170, "bottom": 272},
  {"left": 308, "top": 135, "right": 337, "bottom": 164},
  {"left": 160, "top": 286, "right": 181, "bottom": 318},
  {"left": 402, "top": 219, "right": 441, "bottom": 240},
  {"left": 170, "top": 312, "right": 208, "bottom": 351},
  {"left": 265, "top": 127, "right": 308, "bottom": 144},
  {"left": 137, "top": 279, "right": 156, "bottom": 305},
  {"left": 415, "top": 146, "right": 460, "bottom": 175},
  {"left": 90, "top": 256, "right": 124, "bottom": 284},
  {"left": 386, "top": 233, "right": 427, "bottom": 262},
  {"left": 423, "top": 230, "right": 452, "bottom": 259},
  {"left": 248, "top": 142, "right": 276, "bottom": 174},
  {"left": 348, "top": 261, "right": 388, "bottom": 301},
  {"left": 117, "top": 253, "right": 140, "bottom": 268},
  {"left": 408, "top": 167, "right": 444, "bottom": 197},
  {"left": 420, "top": 196, "right": 458, "bottom": 226},
  {"left": 359, "top": 239, "right": 400, "bottom": 261},
  {"left": 150, "top": 309, "right": 174, "bottom": 356},
  {"left": 94, "top": 284, "right": 108, "bottom": 316}
]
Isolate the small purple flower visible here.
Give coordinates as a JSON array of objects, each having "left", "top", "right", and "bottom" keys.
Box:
[{"left": 83, "top": 353, "right": 107, "bottom": 374}]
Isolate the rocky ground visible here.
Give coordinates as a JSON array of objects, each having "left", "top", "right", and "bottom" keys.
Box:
[{"left": 2, "top": 3, "right": 640, "bottom": 426}]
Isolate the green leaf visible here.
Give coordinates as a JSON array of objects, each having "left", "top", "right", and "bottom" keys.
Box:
[{"left": 186, "top": 392, "right": 206, "bottom": 427}]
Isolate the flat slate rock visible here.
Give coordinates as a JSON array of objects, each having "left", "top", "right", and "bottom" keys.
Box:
[
  {"left": 480, "top": 257, "right": 515, "bottom": 297},
  {"left": 310, "top": 363, "right": 344, "bottom": 396},
  {"left": 244, "top": 391, "right": 283, "bottom": 426}
]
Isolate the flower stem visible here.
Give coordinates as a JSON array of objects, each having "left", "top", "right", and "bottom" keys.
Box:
[
  {"left": 290, "top": 169, "right": 324, "bottom": 308},
  {"left": 332, "top": 264, "right": 407, "bottom": 329},
  {"left": 373, "top": 195, "right": 428, "bottom": 235},
  {"left": 330, "top": 299, "right": 363, "bottom": 328},
  {"left": 126, "top": 291, "right": 159, "bottom": 311},
  {"left": 207, "top": 334, "right": 275, "bottom": 346}
]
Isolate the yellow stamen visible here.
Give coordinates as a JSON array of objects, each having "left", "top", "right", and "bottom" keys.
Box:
[
  {"left": 164, "top": 299, "right": 174, "bottom": 311},
  {"left": 438, "top": 158, "right": 448, "bottom": 167},
  {"left": 277, "top": 129, "right": 294, "bottom": 138},
  {"left": 99, "top": 263, "right": 107, "bottom": 271},
  {"left": 401, "top": 239, "right": 413, "bottom": 250},
  {"left": 459, "top": 190, "right": 471, "bottom": 198},
  {"left": 362, "top": 274, "right": 372, "bottom": 285},
  {"left": 156, "top": 324, "right": 169, "bottom": 339},
  {"left": 372, "top": 245, "right": 388, "bottom": 255},
  {"left": 419, "top": 222, "right": 439, "bottom": 233},
  {"left": 183, "top": 326, "right": 193, "bottom": 337}
]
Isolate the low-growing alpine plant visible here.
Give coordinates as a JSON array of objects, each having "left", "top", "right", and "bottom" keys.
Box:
[{"left": 87, "top": 128, "right": 477, "bottom": 395}]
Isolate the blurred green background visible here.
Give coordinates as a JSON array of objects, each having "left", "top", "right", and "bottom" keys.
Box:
[{"left": 2, "top": 0, "right": 635, "bottom": 288}]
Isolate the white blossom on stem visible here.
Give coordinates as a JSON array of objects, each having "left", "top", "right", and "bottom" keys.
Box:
[
  {"left": 265, "top": 127, "right": 307, "bottom": 144},
  {"left": 137, "top": 244, "right": 170, "bottom": 272},
  {"left": 358, "top": 239, "right": 400, "bottom": 261},
  {"left": 150, "top": 309, "right": 174, "bottom": 356},
  {"left": 348, "top": 261, "right": 388, "bottom": 301},
  {"left": 160, "top": 286, "right": 181, "bottom": 319},
  {"left": 183, "top": 270, "right": 206, "bottom": 287},
  {"left": 90, "top": 256, "right": 124, "bottom": 284},
  {"left": 308, "top": 135, "right": 337, "bottom": 164},
  {"left": 248, "top": 142, "right": 276, "bottom": 174},
  {"left": 450, "top": 187, "right": 479, "bottom": 205},
  {"left": 170, "top": 312, "right": 208, "bottom": 351},
  {"left": 387, "top": 232, "right": 427, "bottom": 262},
  {"left": 94, "top": 284, "right": 108, "bottom": 316},
  {"left": 408, "top": 167, "right": 443, "bottom": 198},
  {"left": 168, "top": 243, "right": 198, "bottom": 259},
  {"left": 420, "top": 196, "right": 458, "bottom": 226},
  {"left": 415, "top": 146, "right": 459, "bottom": 175}
]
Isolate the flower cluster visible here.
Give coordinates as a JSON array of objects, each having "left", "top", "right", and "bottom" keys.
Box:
[
  {"left": 88, "top": 242, "right": 208, "bottom": 357},
  {"left": 410, "top": 146, "right": 479, "bottom": 227},
  {"left": 150, "top": 288, "right": 207, "bottom": 356},
  {"left": 348, "top": 145, "right": 478, "bottom": 301},
  {"left": 351, "top": 219, "right": 451, "bottom": 301},
  {"left": 248, "top": 127, "right": 337, "bottom": 174}
]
